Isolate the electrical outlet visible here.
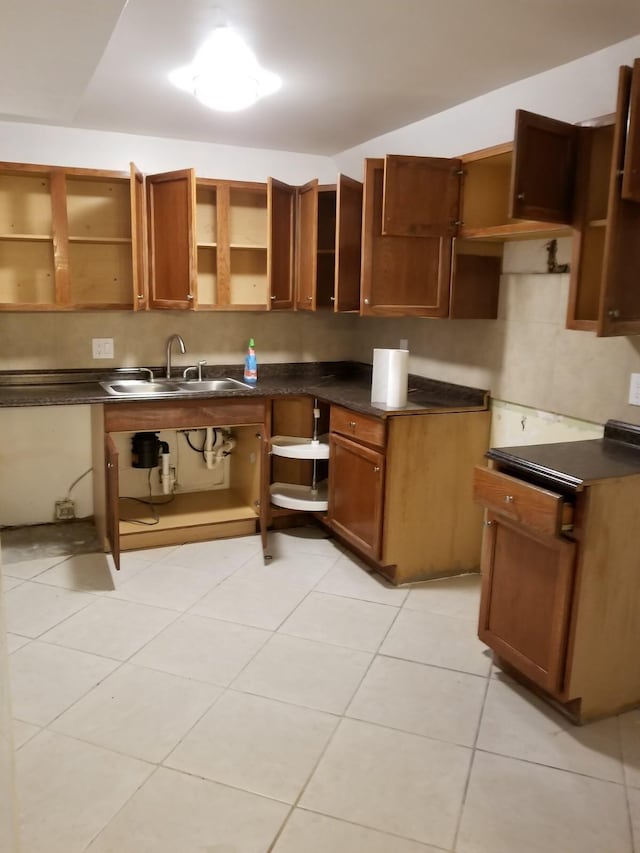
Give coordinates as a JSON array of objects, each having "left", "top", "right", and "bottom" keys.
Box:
[
  {"left": 629, "top": 374, "right": 640, "bottom": 406},
  {"left": 92, "top": 338, "right": 114, "bottom": 359},
  {"left": 55, "top": 499, "right": 75, "bottom": 520}
]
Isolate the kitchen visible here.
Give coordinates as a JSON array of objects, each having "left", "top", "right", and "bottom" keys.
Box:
[{"left": 2, "top": 3, "right": 640, "bottom": 851}]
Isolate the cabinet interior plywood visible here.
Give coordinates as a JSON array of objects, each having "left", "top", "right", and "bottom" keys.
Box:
[
  {"left": 196, "top": 186, "right": 217, "bottom": 245},
  {"left": 68, "top": 242, "right": 133, "bottom": 305},
  {"left": 229, "top": 247, "right": 268, "bottom": 304},
  {"left": 0, "top": 173, "right": 52, "bottom": 235},
  {"left": 66, "top": 178, "right": 131, "bottom": 239},
  {"left": 462, "top": 153, "right": 512, "bottom": 229},
  {"left": 0, "top": 240, "right": 56, "bottom": 303},
  {"left": 196, "top": 246, "right": 217, "bottom": 304},
  {"left": 229, "top": 189, "right": 267, "bottom": 247}
]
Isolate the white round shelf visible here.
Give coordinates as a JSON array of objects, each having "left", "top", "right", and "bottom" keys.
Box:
[
  {"left": 270, "top": 481, "right": 328, "bottom": 511},
  {"left": 270, "top": 434, "right": 330, "bottom": 460}
]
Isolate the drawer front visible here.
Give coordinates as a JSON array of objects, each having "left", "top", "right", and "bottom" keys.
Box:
[
  {"left": 473, "top": 466, "right": 571, "bottom": 536},
  {"left": 330, "top": 405, "right": 385, "bottom": 449}
]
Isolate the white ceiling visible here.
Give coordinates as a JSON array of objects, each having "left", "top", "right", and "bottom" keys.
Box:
[{"left": 2, "top": 0, "right": 640, "bottom": 155}]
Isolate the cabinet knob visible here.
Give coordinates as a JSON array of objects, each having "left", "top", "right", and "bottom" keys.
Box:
[
  {"left": 137, "top": 293, "right": 144, "bottom": 300},
  {"left": 270, "top": 295, "right": 276, "bottom": 300},
  {"left": 373, "top": 465, "right": 380, "bottom": 473},
  {"left": 107, "top": 462, "right": 114, "bottom": 469},
  {"left": 187, "top": 293, "right": 194, "bottom": 301},
  {"left": 608, "top": 308, "right": 620, "bottom": 319},
  {"left": 504, "top": 495, "right": 514, "bottom": 503},
  {"left": 364, "top": 298, "right": 370, "bottom": 305},
  {"left": 330, "top": 296, "right": 335, "bottom": 302},
  {"left": 485, "top": 520, "right": 494, "bottom": 527},
  {"left": 517, "top": 193, "right": 525, "bottom": 200},
  {"left": 348, "top": 421, "right": 356, "bottom": 429}
]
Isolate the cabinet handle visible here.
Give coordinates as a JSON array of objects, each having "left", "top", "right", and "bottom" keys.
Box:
[
  {"left": 608, "top": 308, "right": 620, "bottom": 319},
  {"left": 187, "top": 293, "right": 194, "bottom": 301},
  {"left": 270, "top": 295, "right": 276, "bottom": 300},
  {"left": 137, "top": 293, "right": 144, "bottom": 300},
  {"left": 307, "top": 296, "right": 313, "bottom": 302},
  {"left": 107, "top": 462, "right": 114, "bottom": 469},
  {"left": 485, "top": 520, "right": 494, "bottom": 526},
  {"left": 348, "top": 421, "right": 356, "bottom": 429},
  {"left": 504, "top": 495, "right": 514, "bottom": 503},
  {"left": 364, "top": 298, "right": 370, "bottom": 305},
  {"left": 517, "top": 193, "right": 525, "bottom": 200},
  {"left": 330, "top": 296, "right": 335, "bottom": 302},
  {"left": 373, "top": 465, "right": 380, "bottom": 473}
]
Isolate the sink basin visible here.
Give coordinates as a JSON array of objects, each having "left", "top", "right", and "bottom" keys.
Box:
[
  {"left": 99, "top": 377, "right": 254, "bottom": 396},
  {"left": 100, "top": 380, "right": 182, "bottom": 396},
  {"left": 175, "top": 378, "right": 254, "bottom": 392}
]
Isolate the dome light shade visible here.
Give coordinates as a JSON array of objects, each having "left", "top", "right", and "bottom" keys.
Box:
[{"left": 170, "top": 26, "right": 281, "bottom": 112}]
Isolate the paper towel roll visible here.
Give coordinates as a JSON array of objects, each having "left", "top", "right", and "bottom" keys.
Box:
[{"left": 371, "top": 348, "right": 409, "bottom": 408}]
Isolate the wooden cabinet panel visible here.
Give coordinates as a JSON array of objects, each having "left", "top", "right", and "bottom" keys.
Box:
[
  {"left": 330, "top": 405, "right": 385, "bottom": 449},
  {"left": 268, "top": 178, "right": 296, "bottom": 309},
  {"left": 104, "top": 398, "right": 267, "bottom": 432},
  {"left": 622, "top": 57, "right": 640, "bottom": 203},
  {"left": 450, "top": 242, "right": 501, "bottom": 319},
  {"left": 510, "top": 110, "right": 579, "bottom": 224},
  {"left": 105, "top": 433, "right": 120, "bottom": 570},
  {"left": 328, "top": 432, "right": 384, "bottom": 560},
  {"left": 478, "top": 513, "right": 576, "bottom": 695},
  {"left": 382, "top": 154, "right": 462, "bottom": 238},
  {"left": 296, "top": 180, "right": 318, "bottom": 310},
  {"left": 147, "top": 168, "right": 196, "bottom": 308},
  {"left": 361, "top": 159, "right": 451, "bottom": 318},
  {"left": 335, "top": 174, "right": 362, "bottom": 312},
  {"left": 473, "top": 466, "right": 571, "bottom": 536}
]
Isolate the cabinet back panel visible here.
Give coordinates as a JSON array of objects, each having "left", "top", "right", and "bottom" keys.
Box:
[
  {"left": 584, "top": 126, "right": 614, "bottom": 222},
  {"left": 196, "top": 187, "right": 218, "bottom": 244},
  {"left": 229, "top": 247, "right": 267, "bottom": 304},
  {"left": 66, "top": 179, "right": 131, "bottom": 239},
  {"left": 316, "top": 251, "right": 336, "bottom": 308},
  {"left": 0, "top": 241, "right": 55, "bottom": 303},
  {"left": 0, "top": 174, "right": 52, "bottom": 235},
  {"left": 462, "top": 155, "right": 512, "bottom": 228},
  {"left": 317, "top": 192, "right": 337, "bottom": 251},
  {"left": 229, "top": 189, "right": 267, "bottom": 247},
  {"left": 570, "top": 225, "right": 604, "bottom": 323},
  {"left": 68, "top": 243, "right": 133, "bottom": 305},
  {"left": 197, "top": 246, "right": 218, "bottom": 304}
]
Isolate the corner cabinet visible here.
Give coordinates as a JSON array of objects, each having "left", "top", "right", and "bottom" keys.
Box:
[
  {"left": 473, "top": 434, "right": 640, "bottom": 723},
  {"left": 146, "top": 169, "right": 296, "bottom": 310},
  {"left": 92, "top": 397, "right": 271, "bottom": 569},
  {"left": 0, "top": 161, "right": 146, "bottom": 311},
  {"left": 327, "top": 404, "right": 491, "bottom": 584}
]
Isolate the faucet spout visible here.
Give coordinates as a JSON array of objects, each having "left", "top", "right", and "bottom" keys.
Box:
[{"left": 166, "top": 334, "right": 186, "bottom": 379}]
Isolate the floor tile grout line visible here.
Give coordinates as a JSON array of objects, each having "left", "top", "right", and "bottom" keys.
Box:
[{"left": 451, "top": 659, "right": 493, "bottom": 852}]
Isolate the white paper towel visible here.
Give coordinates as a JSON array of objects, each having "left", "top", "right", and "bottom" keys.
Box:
[{"left": 371, "top": 348, "right": 409, "bottom": 408}]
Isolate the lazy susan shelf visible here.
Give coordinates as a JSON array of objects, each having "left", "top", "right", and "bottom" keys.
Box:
[
  {"left": 270, "top": 481, "right": 329, "bottom": 511},
  {"left": 270, "top": 434, "right": 330, "bottom": 460}
]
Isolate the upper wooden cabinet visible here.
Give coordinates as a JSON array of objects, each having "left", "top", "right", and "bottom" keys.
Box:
[
  {"left": 511, "top": 61, "right": 640, "bottom": 336},
  {"left": 0, "top": 161, "right": 145, "bottom": 311},
  {"left": 296, "top": 175, "right": 362, "bottom": 312},
  {"left": 146, "top": 170, "right": 296, "bottom": 311}
]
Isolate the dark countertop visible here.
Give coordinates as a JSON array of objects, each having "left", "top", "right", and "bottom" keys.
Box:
[
  {"left": 0, "top": 361, "right": 489, "bottom": 418},
  {"left": 487, "top": 421, "right": 640, "bottom": 490}
]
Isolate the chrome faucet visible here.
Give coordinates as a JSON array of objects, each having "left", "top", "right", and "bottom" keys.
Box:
[{"left": 165, "top": 334, "right": 186, "bottom": 379}]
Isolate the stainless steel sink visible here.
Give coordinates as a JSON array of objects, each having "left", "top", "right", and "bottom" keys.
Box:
[
  {"left": 99, "top": 380, "right": 182, "bottom": 396},
  {"left": 99, "top": 377, "right": 254, "bottom": 396},
  {"left": 175, "top": 378, "right": 254, "bottom": 392}
]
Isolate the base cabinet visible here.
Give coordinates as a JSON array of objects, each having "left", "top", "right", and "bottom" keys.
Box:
[
  {"left": 93, "top": 398, "right": 270, "bottom": 568},
  {"left": 327, "top": 405, "right": 491, "bottom": 584},
  {"left": 474, "top": 460, "right": 640, "bottom": 722}
]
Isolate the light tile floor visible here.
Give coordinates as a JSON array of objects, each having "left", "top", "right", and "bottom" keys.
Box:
[{"left": 3, "top": 526, "right": 640, "bottom": 852}]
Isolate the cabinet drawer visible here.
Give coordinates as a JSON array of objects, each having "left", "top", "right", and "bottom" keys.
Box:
[
  {"left": 473, "top": 466, "right": 573, "bottom": 536},
  {"left": 330, "top": 406, "right": 385, "bottom": 449}
]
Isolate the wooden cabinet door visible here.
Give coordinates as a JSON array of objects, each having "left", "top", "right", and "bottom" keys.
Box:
[
  {"left": 622, "top": 58, "right": 640, "bottom": 203},
  {"left": 361, "top": 159, "right": 451, "bottom": 318},
  {"left": 268, "top": 178, "right": 296, "bottom": 309},
  {"left": 598, "top": 63, "right": 640, "bottom": 336},
  {"left": 130, "top": 163, "right": 147, "bottom": 311},
  {"left": 146, "top": 168, "right": 196, "bottom": 309},
  {"left": 328, "top": 432, "right": 384, "bottom": 560},
  {"left": 510, "top": 110, "right": 579, "bottom": 224},
  {"left": 478, "top": 513, "right": 576, "bottom": 695},
  {"left": 382, "top": 154, "right": 462, "bottom": 237},
  {"left": 105, "top": 434, "right": 120, "bottom": 571},
  {"left": 334, "top": 174, "right": 362, "bottom": 312},
  {"left": 296, "top": 179, "right": 318, "bottom": 311}
]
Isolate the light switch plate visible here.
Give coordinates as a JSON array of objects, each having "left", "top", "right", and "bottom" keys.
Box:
[
  {"left": 629, "top": 373, "right": 640, "bottom": 406},
  {"left": 92, "top": 338, "right": 114, "bottom": 359}
]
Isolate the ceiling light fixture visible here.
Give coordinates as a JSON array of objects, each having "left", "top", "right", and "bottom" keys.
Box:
[{"left": 170, "top": 25, "right": 281, "bottom": 112}]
